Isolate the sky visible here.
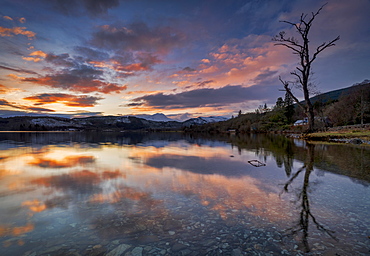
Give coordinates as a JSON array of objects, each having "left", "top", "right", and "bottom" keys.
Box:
[{"left": 0, "top": 0, "right": 369, "bottom": 120}]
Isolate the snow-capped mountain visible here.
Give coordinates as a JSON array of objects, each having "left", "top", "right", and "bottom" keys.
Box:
[
  {"left": 133, "top": 113, "right": 228, "bottom": 123},
  {"left": 183, "top": 116, "right": 228, "bottom": 126},
  {"left": 0, "top": 114, "right": 229, "bottom": 131},
  {"left": 133, "top": 113, "right": 175, "bottom": 122}
]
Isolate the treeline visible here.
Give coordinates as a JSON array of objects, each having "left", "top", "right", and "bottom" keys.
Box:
[{"left": 185, "top": 81, "right": 370, "bottom": 134}]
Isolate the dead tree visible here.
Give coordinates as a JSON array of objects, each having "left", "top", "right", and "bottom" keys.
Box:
[{"left": 273, "top": 4, "right": 340, "bottom": 132}]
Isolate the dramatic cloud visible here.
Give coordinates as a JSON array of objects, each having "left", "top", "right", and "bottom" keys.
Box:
[
  {"left": 21, "top": 65, "right": 127, "bottom": 94},
  {"left": 0, "top": 98, "right": 55, "bottom": 112},
  {"left": 44, "top": 53, "right": 76, "bottom": 67},
  {"left": 129, "top": 84, "right": 277, "bottom": 110},
  {"left": 91, "top": 22, "right": 186, "bottom": 54},
  {"left": 0, "top": 26, "right": 35, "bottom": 38},
  {"left": 1, "top": 0, "right": 369, "bottom": 117},
  {"left": 24, "top": 93, "right": 103, "bottom": 107},
  {"left": 19, "top": 48, "right": 150, "bottom": 94}
]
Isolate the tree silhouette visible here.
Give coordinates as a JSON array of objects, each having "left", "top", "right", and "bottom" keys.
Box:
[{"left": 274, "top": 4, "right": 339, "bottom": 132}]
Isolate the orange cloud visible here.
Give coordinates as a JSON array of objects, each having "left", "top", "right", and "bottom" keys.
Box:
[
  {"left": 0, "top": 97, "right": 56, "bottom": 113},
  {"left": 3, "top": 16, "right": 13, "bottom": 21},
  {"left": 22, "top": 50, "right": 47, "bottom": 62},
  {"left": 24, "top": 93, "right": 103, "bottom": 107},
  {"left": 90, "top": 57, "right": 160, "bottom": 75},
  {"left": 21, "top": 76, "right": 126, "bottom": 94},
  {"left": 116, "top": 62, "right": 149, "bottom": 72},
  {"left": 166, "top": 35, "right": 293, "bottom": 89},
  {"left": 0, "top": 84, "right": 9, "bottom": 94},
  {"left": 0, "top": 26, "right": 35, "bottom": 38}
]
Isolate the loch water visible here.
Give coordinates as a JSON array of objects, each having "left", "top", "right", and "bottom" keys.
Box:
[{"left": 0, "top": 132, "right": 369, "bottom": 255}]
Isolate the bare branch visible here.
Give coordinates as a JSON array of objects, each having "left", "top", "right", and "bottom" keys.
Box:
[
  {"left": 310, "top": 36, "right": 340, "bottom": 64},
  {"left": 291, "top": 71, "right": 303, "bottom": 86},
  {"left": 274, "top": 43, "right": 301, "bottom": 54},
  {"left": 279, "top": 76, "right": 305, "bottom": 110}
]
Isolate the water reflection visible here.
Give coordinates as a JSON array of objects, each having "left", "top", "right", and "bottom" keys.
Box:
[
  {"left": 0, "top": 132, "right": 369, "bottom": 255},
  {"left": 280, "top": 144, "right": 337, "bottom": 253}
]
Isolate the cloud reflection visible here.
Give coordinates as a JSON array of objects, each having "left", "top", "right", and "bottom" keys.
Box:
[
  {"left": 0, "top": 137, "right": 293, "bottom": 248},
  {"left": 28, "top": 155, "right": 95, "bottom": 168}
]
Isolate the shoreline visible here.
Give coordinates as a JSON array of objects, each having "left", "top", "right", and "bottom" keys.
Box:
[{"left": 299, "top": 127, "right": 370, "bottom": 145}]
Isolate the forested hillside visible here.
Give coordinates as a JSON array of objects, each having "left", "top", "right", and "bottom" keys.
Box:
[{"left": 185, "top": 81, "right": 370, "bottom": 133}]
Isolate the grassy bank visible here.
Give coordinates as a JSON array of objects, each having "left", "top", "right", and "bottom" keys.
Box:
[{"left": 303, "top": 128, "right": 370, "bottom": 143}]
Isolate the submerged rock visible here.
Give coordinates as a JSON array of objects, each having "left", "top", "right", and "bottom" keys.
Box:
[{"left": 106, "top": 244, "right": 131, "bottom": 256}]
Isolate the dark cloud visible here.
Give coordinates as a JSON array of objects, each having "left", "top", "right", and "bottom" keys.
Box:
[
  {"left": 44, "top": 53, "right": 75, "bottom": 67},
  {"left": 0, "top": 64, "right": 39, "bottom": 75},
  {"left": 253, "top": 68, "right": 278, "bottom": 83},
  {"left": 0, "top": 98, "right": 21, "bottom": 109},
  {"left": 192, "top": 80, "right": 214, "bottom": 88},
  {"left": 36, "top": 48, "right": 158, "bottom": 91},
  {"left": 0, "top": 110, "right": 32, "bottom": 117},
  {"left": 183, "top": 67, "right": 196, "bottom": 72},
  {"left": 129, "top": 84, "right": 277, "bottom": 109},
  {"left": 22, "top": 65, "right": 127, "bottom": 94},
  {"left": 25, "top": 106, "right": 55, "bottom": 112},
  {"left": 48, "top": 0, "right": 120, "bottom": 16},
  {"left": 90, "top": 22, "right": 186, "bottom": 54},
  {"left": 83, "top": 0, "right": 120, "bottom": 15},
  {"left": 183, "top": 80, "right": 215, "bottom": 90},
  {"left": 0, "top": 110, "right": 104, "bottom": 118},
  {"left": 24, "top": 93, "right": 103, "bottom": 107},
  {"left": 74, "top": 46, "right": 110, "bottom": 61}
]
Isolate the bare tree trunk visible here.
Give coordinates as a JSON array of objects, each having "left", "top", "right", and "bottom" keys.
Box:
[{"left": 307, "top": 100, "right": 315, "bottom": 132}]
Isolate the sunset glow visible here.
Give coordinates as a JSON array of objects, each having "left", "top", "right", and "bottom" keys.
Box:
[{"left": 0, "top": 0, "right": 369, "bottom": 119}]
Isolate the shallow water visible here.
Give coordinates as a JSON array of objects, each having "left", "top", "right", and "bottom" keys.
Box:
[{"left": 0, "top": 132, "right": 369, "bottom": 255}]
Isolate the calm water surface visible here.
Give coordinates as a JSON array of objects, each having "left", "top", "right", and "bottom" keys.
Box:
[{"left": 0, "top": 132, "right": 369, "bottom": 256}]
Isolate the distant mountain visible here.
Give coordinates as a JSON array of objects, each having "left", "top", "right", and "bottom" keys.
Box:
[
  {"left": 183, "top": 116, "right": 228, "bottom": 127},
  {"left": 0, "top": 114, "right": 229, "bottom": 131},
  {"left": 133, "top": 113, "right": 175, "bottom": 122}
]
